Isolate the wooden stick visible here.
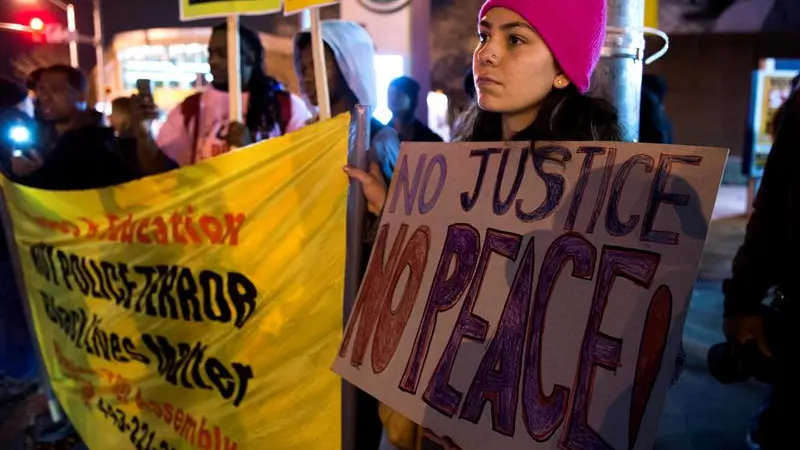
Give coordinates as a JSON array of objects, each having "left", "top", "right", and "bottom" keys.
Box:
[
  {"left": 227, "top": 15, "right": 243, "bottom": 123},
  {"left": 310, "top": 8, "right": 331, "bottom": 120}
]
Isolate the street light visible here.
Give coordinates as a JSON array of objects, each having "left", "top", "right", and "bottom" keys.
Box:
[
  {"left": 29, "top": 17, "right": 44, "bottom": 31},
  {"left": 20, "top": 0, "right": 78, "bottom": 67}
]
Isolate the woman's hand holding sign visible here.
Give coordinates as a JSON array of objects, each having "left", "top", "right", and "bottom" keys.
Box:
[{"left": 343, "top": 162, "right": 388, "bottom": 215}]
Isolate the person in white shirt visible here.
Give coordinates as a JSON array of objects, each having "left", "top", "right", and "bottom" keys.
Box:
[{"left": 155, "top": 22, "right": 312, "bottom": 166}]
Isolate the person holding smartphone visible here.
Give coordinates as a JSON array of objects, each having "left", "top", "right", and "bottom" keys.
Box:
[{"left": 1, "top": 65, "right": 137, "bottom": 190}]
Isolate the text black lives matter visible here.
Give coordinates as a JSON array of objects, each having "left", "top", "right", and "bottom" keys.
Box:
[
  {"left": 31, "top": 245, "right": 258, "bottom": 408},
  {"left": 40, "top": 292, "right": 253, "bottom": 408}
]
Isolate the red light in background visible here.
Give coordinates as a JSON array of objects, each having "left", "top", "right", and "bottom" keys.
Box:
[{"left": 29, "top": 17, "right": 44, "bottom": 31}]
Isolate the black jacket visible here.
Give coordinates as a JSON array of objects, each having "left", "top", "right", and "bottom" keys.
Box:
[
  {"left": 1, "top": 113, "right": 138, "bottom": 262},
  {"left": 722, "top": 90, "right": 798, "bottom": 316},
  {"left": 6, "top": 114, "right": 138, "bottom": 191},
  {"left": 389, "top": 118, "right": 443, "bottom": 143}
]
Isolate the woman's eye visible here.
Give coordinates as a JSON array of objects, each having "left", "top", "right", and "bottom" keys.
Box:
[
  {"left": 509, "top": 35, "right": 524, "bottom": 46},
  {"left": 478, "top": 32, "right": 488, "bottom": 43}
]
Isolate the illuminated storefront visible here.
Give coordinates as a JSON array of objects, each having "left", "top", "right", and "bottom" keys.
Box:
[{"left": 101, "top": 27, "right": 296, "bottom": 113}]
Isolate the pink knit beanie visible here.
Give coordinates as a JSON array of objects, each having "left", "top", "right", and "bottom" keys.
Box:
[{"left": 479, "top": 0, "right": 606, "bottom": 93}]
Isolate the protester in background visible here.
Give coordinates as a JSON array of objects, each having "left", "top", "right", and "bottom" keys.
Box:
[
  {"left": 295, "top": 20, "right": 399, "bottom": 183},
  {"left": 722, "top": 87, "right": 797, "bottom": 450},
  {"left": 109, "top": 96, "right": 132, "bottom": 136},
  {"left": 345, "top": 0, "right": 620, "bottom": 448},
  {"left": 295, "top": 20, "right": 401, "bottom": 450},
  {"left": 109, "top": 96, "right": 175, "bottom": 175},
  {"left": 2, "top": 65, "right": 137, "bottom": 190},
  {"left": 155, "top": 22, "right": 311, "bottom": 166},
  {"left": 387, "top": 76, "right": 442, "bottom": 142},
  {"left": 0, "top": 76, "right": 39, "bottom": 401},
  {"left": 639, "top": 73, "right": 673, "bottom": 144}
]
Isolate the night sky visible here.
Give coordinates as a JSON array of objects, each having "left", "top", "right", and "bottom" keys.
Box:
[{"left": 0, "top": 0, "right": 291, "bottom": 79}]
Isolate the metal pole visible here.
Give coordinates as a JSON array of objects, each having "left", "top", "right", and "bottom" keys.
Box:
[
  {"left": 592, "top": 0, "right": 646, "bottom": 142},
  {"left": 92, "top": 0, "right": 106, "bottom": 111},
  {"left": 343, "top": 105, "right": 370, "bottom": 450},
  {"left": 0, "top": 22, "right": 31, "bottom": 33},
  {"left": 66, "top": 4, "right": 78, "bottom": 68}
]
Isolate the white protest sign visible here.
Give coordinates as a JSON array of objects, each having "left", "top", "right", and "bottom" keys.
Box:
[{"left": 333, "top": 141, "right": 728, "bottom": 450}]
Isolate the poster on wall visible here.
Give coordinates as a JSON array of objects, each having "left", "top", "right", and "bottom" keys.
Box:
[{"left": 747, "top": 58, "right": 800, "bottom": 180}]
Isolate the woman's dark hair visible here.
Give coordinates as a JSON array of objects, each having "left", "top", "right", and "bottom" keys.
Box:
[
  {"left": 463, "top": 69, "right": 476, "bottom": 101},
  {"left": 212, "top": 22, "right": 284, "bottom": 135},
  {"left": 452, "top": 85, "right": 623, "bottom": 143}
]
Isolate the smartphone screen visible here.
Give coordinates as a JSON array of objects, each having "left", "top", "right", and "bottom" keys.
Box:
[{"left": 136, "top": 79, "right": 153, "bottom": 101}]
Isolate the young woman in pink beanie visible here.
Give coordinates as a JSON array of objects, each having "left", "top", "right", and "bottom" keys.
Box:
[
  {"left": 453, "top": 0, "right": 620, "bottom": 142},
  {"left": 346, "top": 0, "right": 621, "bottom": 217},
  {"left": 345, "top": 1, "right": 622, "bottom": 448}
]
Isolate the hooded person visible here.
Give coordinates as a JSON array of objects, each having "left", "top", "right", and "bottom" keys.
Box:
[
  {"left": 294, "top": 20, "right": 400, "bottom": 184},
  {"left": 294, "top": 21, "right": 401, "bottom": 450},
  {"left": 387, "top": 76, "right": 442, "bottom": 143}
]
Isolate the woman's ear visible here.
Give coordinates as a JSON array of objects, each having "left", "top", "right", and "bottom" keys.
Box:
[{"left": 553, "top": 74, "right": 570, "bottom": 89}]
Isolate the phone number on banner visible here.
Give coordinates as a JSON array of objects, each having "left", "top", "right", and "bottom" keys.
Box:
[{"left": 97, "top": 397, "right": 177, "bottom": 450}]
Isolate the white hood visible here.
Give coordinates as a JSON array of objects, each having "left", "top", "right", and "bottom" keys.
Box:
[{"left": 293, "top": 20, "right": 378, "bottom": 108}]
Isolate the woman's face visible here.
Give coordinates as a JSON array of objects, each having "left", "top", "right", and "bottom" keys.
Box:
[{"left": 472, "top": 7, "right": 565, "bottom": 116}]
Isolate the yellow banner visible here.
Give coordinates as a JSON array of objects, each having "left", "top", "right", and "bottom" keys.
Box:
[
  {"left": 284, "top": 0, "right": 338, "bottom": 14},
  {"left": 179, "top": 0, "right": 282, "bottom": 21},
  {"left": 1, "top": 114, "right": 351, "bottom": 449}
]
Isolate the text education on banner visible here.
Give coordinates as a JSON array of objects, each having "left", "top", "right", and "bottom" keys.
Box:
[
  {"left": 2, "top": 114, "right": 352, "bottom": 450},
  {"left": 334, "top": 141, "right": 728, "bottom": 450},
  {"left": 179, "top": 0, "right": 282, "bottom": 21}
]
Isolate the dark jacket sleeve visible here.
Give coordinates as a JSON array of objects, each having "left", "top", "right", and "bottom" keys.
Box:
[{"left": 722, "top": 92, "right": 796, "bottom": 316}]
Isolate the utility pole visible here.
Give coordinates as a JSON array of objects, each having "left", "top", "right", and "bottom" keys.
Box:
[
  {"left": 593, "top": 0, "right": 646, "bottom": 142},
  {"left": 92, "top": 0, "right": 106, "bottom": 111},
  {"left": 65, "top": 4, "right": 78, "bottom": 67}
]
